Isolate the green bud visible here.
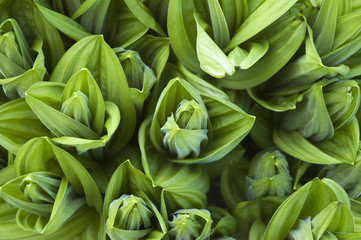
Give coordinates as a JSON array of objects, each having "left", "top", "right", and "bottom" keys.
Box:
[
  {"left": 323, "top": 80, "right": 359, "bottom": 129},
  {"left": 168, "top": 209, "right": 212, "bottom": 240},
  {"left": 280, "top": 79, "right": 359, "bottom": 142},
  {"left": 61, "top": 91, "right": 92, "bottom": 128},
  {"left": 161, "top": 100, "right": 209, "bottom": 159},
  {"left": 175, "top": 100, "right": 208, "bottom": 130},
  {"left": 0, "top": 31, "right": 26, "bottom": 71},
  {"left": 115, "top": 48, "right": 157, "bottom": 114},
  {"left": 111, "top": 194, "right": 153, "bottom": 231},
  {"left": 169, "top": 213, "right": 202, "bottom": 240},
  {"left": 119, "top": 50, "right": 145, "bottom": 91},
  {"left": 0, "top": 19, "right": 45, "bottom": 99},
  {"left": 246, "top": 148, "right": 292, "bottom": 200},
  {"left": 0, "top": 172, "right": 62, "bottom": 217},
  {"left": 19, "top": 172, "right": 61, "bottom": 205}
]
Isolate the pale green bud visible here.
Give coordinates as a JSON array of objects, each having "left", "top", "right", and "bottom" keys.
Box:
[
  {"left": 169, "top": 213, "right": 203, "bottom": 240},
  {"left": 161, "top": 100, "right": 209, "bottom": 159},
  {"left": 175, "top": 100, "right": 208, "bottom": 130},
  {"left": 19, "top": 172, "right": 61, "bottom": 205},
  {"left": 280, "top": 79, "right": 359, "bottom": 142},
  {"left": 323, "top": 80, "right": 359, "bottom": 129},
  {"left": 119, "top": 50, "right": 145, "bottom": 91},
  {"left": 246, "top": 148, "right": 292, "bottom": 200},
  {"left": 61, "top": 91, "right": 92, "bottom": 128},
  {"left": 112, "top": 194, "right": 154, "bottom": 231}
]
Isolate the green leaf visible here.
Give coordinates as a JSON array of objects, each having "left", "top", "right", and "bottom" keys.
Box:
[
  {"left": 250, "top": 26, "right": 350, "bottom": 112},
  {"left": 0, "top": 203, "right": 101, "bottom": 240},
  {"left": 168, "top": 0, "right": 201, "bottom": 73},
  {"left": 195, "top": 14, "right": 235, "bottom": 78},
  {"left": 228, "top": 40, "right": 269, "bottom": 70},
  {"left": 233, "top": 196, "right": 284, "bottom": 239},
  {"left": 322, "top": 33, "right": 361, "bottom": 66},
  {"left": 207, "top": 0, "right": 230, "bottom": 49},
  {"left": 332, "top": 12, "right": 361, "bottom": 50},
  {"left": 220, "top": 0, "right": 247, "bottom": 35},
  {"left": 248, "top": 104, "right": 276, "bottom": 148},
  {"left": 220, "top": 148, "right": 248, "bottom": 209},
  {"left": 25, "top": 82, "right": 99, "bottom": 140},
  {"left": 3, "top": 0, "right": 65, "bottom": 70},
  {"left": 219, "top": 15, "right": 306, "bottom": 89},
  {"left": 264, "top": 178, "right": 351, "bottom": 239},
  {"left": 124, "top": 0, "right": 167, "bottom": 37},
  {"left": 71, "top": 0, "right": 97, "bottom": 19},
  {"left": 33, "top": 0, "right": 91, "bottom": 41},
  {"left": 128, "top": 34, "right": 170, "bottom": 79},
  {"left": 79, "top": 0, "right": 110, "bottom": 34},
  {"left": 60, "top": 68, "right": 105, "bottom": 136},
  {"left": 224, "top": 0, "right": 298, "bottom": 51},
  {"left": 0, "top": 98, "right": 50, "bottom": 154},
  {"left": 102, "top": 0, "right": 148, "bottom": 48},
  {"left": 325, "top": 150, "right": 361, "bottom": 198},
  {"left": 1, "top": 38, "right": 46, "bottom": 99},
  {"left": 311, "top": 0, "right": 338, "bottom": 56},
  {"left": 52, "top": 101, "right": 120, "bottom": 154},
  {"left": 246, "top": 147, "right": 292, "bottom": 200},
  {"left": 169, "top": 209, "right": 213, "bottom": 240},
  {"left": 113, "top": 48, "right": 157, "bottom": 114},
  {"left": 139, "top": 117, "right": 209, "bottom": 212},
  {"left": 150, "top": 77, "right": 254, "bottom": 163},
  {"left": 274, "top": 117, "right": 359, "bottom": 165},
  {"left": 0, "top": 19, "right": 46, "bottom": 99}
]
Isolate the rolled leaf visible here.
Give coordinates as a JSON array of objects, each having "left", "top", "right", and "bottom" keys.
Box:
[
  {"left": 49, "top": 35, "right": 136, "bottom": 152},
  {"left": 274, "top": 117, "right": 359, "bottom": 165},
  {"left": 149, "top": 77, "right": 254, "bottom": 164},
  {"left": 103, "top": 160, "right": 166, "bottom": 240},
  {"left": 264, "top": 178, "right": 354, "bottom": 240},
  {"left": 0, "top": 19, "right": 46, "bottom": 99},
  {"left": 26, "top": 72, "right": 120, "bottom": 155}
]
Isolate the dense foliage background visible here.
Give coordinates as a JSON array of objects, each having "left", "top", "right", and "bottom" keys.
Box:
[{"left": 0, "top": 0, "right": 361, "bottom": 239}]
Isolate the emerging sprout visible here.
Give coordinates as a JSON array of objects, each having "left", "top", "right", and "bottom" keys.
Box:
[
  {"left": 280, "top": 79, "right": 359, "bottom": 142},
  {"left": 161, "top": 99, "right": 209, "bottom": 159},
  {"left": 111, "top": 194, "right": 153, "bottom": 231},
  {"left": 168, "top": 209, "right": 212, "bottom": 240},
  {"left": 246, "top": 148, "right": 292, "bottom": 200},
  {"left": 0, "top": 19, "right": 46, "bottom": 99},
  {"left": 61, "top": 91, "right": 92, "bottom": 128},
  {"left": 0, "top": 171, "right": 87, "bottom": 234},
  {"left": 169, "top": 213, "right": 203, "bottom": 240},
  {"left": 19, "top": 172, "right": 60, "bottom": 206}
]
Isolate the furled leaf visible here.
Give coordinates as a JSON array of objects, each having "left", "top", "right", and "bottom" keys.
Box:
[
  {"left": 264, "top": 178, "right": 352, "bottom": 240},
  {"left": 274, "top": 117, "right": 359, "bottom": 164},
  {"left": 49, "top": 35, "right": 135, "bottom": 152},
  {"left": 0, "top": 19, "right": 46, "bottom": 99},
  {"left": 103, "top": 160, "right": 166, "bottom": 240},
  {"left": 14, "top": 137, "right": 102, "bottom": 211}
]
